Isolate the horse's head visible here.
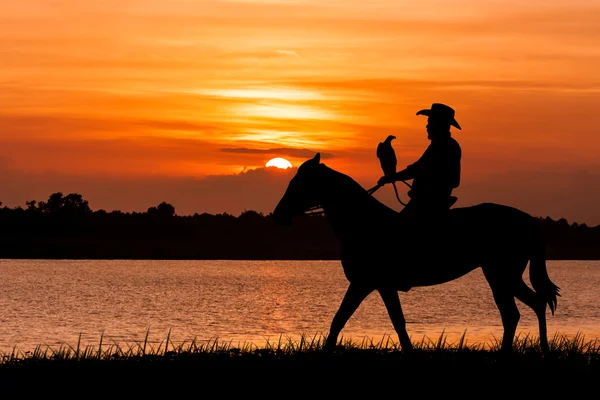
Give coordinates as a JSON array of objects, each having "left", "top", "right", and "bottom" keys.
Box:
[{"left": 273, "top": 153, "right": 325, "bottom": 225}]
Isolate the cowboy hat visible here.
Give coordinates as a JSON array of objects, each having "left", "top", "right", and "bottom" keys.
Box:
[{"left": 416, "top": 103, "right": 461, "bottom": 130}]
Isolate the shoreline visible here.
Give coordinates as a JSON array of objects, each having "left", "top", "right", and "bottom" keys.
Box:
[{"left": 2, "top": 256, "right": 599, "bottom": 261}]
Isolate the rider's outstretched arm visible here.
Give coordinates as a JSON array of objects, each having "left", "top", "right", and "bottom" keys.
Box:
[{"left": 393, "top": 165, "right": 416, "bottom": 182}]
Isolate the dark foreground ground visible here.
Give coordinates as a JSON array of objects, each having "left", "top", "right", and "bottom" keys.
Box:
[
  {"left": 1, "top": 334, "right": 598, "bottom": 394},
  {"left": 2, "top": 347, "right": 598, "bottom": 374},
  {"left": 1, "top": 349, "right": 597, "bottom": 397}
]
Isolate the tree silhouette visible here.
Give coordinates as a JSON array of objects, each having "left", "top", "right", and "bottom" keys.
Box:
[
  {"left": 35, "top": 192, "right": 91, "bottom": 216},
  {"left": 44, "top": 192, "right": 64, "bottom": 213},
  {"left": 147, "top": 201, "right": 176, "bottom": 218},
  {"left": 62, "top": 193, "right": 91, "bottom": 215},
  {"left": 0, "top": 191, "right": 598, "bottom": 260}
]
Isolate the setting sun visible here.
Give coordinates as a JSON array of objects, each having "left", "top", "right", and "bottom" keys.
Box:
[{"left": 265, "top": 158, "right": 293, "bottom": 169}]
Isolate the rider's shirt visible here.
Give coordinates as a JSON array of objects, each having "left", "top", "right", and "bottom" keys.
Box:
[{"left": 404, "top": 135, "right": 461, "bottom": 201}]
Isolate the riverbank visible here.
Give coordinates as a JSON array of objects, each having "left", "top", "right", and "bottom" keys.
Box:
[
  {"left": 2, "top": 332, "right": 598, "bottom": 371},
  {"left": 3, "top": 334, "right": 595, "bottom": 395}
]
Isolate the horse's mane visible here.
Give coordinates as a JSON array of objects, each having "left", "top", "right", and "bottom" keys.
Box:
[{"left": 321, "top": 164, "right": 398, "bottom": 216}]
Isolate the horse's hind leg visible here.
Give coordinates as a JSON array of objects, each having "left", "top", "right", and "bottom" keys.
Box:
[
  {"left": 379, "top": 288, "right": 413, "bottom": 352},
  {"left": 324, "top": 283, "right": 373, "bottom": 352},
  {"left": 514, "top": 280, "right": 551, "bottom": 353},
  {"left": 482, "top": 267, "right": 520, "bottom": 352}
]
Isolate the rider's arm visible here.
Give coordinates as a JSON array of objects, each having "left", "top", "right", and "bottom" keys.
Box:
[
  {"left": 392, "top": 151, "right": 429, "bottom": 181},
  {"left": 392, "top": 165, "right": 417, "bottom": 181},
  {"left": 379, "top": 166, "right": 414, "bottom": 185},
  {"left": 380, "top": 147, "right": 428, "bottom": 184}
]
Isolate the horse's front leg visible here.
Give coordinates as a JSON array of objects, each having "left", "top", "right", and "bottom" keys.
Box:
[
  {"left": 379, "top": 288, "right": 413, "bottom": 352},
  {"left": 324, "top": 283, "right": 373, "bottom": 352}
]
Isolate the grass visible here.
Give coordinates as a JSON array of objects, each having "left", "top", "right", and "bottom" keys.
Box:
[{"left": 1, "top": 329, "right": 599, "bottom": 374}]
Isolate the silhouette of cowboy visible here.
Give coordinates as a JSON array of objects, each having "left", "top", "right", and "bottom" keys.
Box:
[{"left": 378, "top": 103, "right": 462, "bottom": 224}]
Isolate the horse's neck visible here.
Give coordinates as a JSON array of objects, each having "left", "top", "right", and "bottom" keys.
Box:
[{"left": 319, "top": 169, "right": 394, "bottom": 239}]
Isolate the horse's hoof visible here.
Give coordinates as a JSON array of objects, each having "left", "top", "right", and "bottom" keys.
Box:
[
  {"left": 323, "top": 343, "right": 336, "bottom": 353},
  {"left": 401, "top": 341, "right": 414, "bottom": 354}
]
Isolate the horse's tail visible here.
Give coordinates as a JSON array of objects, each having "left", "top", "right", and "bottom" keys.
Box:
[{"left": 529, "top": 219, "right": 561, "bottom": 315}]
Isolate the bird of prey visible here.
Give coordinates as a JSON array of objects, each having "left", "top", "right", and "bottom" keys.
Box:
[
  {"left": 377, "top": 135, "right": 397, "bottom": 178},
  {"left": 375, "top": 134, "right": 408, "bottom": 206}
]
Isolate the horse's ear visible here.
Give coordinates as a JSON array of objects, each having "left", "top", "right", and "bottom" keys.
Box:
[{"left": 313, "top": 153, "right": 320, "bottom": 164}]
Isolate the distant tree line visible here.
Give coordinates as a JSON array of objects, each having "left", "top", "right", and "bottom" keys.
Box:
[{"left": 0, "top": 192, "right": 599, "bottom": 260}]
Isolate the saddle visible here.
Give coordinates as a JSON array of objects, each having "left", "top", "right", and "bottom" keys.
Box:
[{"left": 389, "top": 195, "right": 460, "bottom": 248}]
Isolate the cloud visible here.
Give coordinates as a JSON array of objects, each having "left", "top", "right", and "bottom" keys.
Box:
[
  {"left": 286, "top": 77, "right": 600, "bottom": 94},
  {"left": 220, "top": 147, "right": 334, "bottom": 159},
  {"left": 274, "top": 50, "right": 301, "bottom": 58},
  {"left": 0, "top": 114, "right": 220, "bottom": 138}
]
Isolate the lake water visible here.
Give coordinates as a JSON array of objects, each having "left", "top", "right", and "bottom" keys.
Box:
[{"left": 0, "top": 259, "right": 599, "bottom": 355}]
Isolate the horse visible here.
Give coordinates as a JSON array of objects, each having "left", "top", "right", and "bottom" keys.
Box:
[{"left": 272, "top": 153, "right": 560, "bottom": 353}]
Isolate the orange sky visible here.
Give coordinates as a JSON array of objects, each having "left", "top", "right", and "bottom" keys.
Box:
[{"left": 1, "top": 1, "right": 600, "bottom": 225}]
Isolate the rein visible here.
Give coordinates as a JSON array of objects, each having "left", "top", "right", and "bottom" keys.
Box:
[
  {"left": 366, "top": 180, "right": 412, "bottom": 207},
  {"left": 304, "top": 180, "right": 412, "bottom": 216}
]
